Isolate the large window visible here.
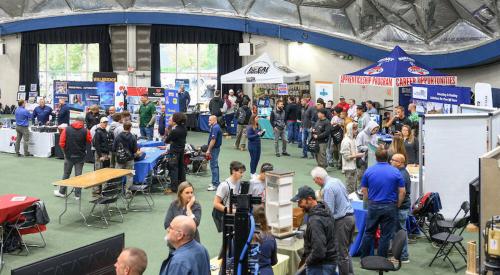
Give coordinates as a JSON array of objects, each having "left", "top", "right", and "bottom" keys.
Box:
[
  {"left": 39, "top": 44, "right": 99, "bottom": 96},
  {"left": 160, "top": 44, "right": 217, "bottom": 104}
]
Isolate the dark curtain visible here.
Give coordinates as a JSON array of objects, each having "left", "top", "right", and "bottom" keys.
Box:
[
  {"left": 150, "top": 25, "right": 242, "bottom": 91},
  {"left": 217, "top": 44, "right": 242, "bottom": 93},
  {"left": 19, "top": 25, "right": 113, "bottom": 89}
]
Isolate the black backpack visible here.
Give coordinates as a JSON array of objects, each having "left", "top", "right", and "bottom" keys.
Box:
[
  {"left": 428, "top": 213, "right": 445, "bottom": 237},
  {"left": 237, "top": 107, "right": 247, "bottom": 125},
  {"left": 116, "top": 142, "right": 132, "bottom": 164},
  {"left": 107, "top": 129, "right": 115, "bottom": 149},
  {"left": 3, "top": 228, "right": 22, "bottom": 253},
  {"left": 331, "top": 124, "right": 344, "bottom": 145}
]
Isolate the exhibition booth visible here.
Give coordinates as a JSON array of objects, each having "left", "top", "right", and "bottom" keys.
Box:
[
  {"left": 340, "top": 46, "right": 457, "bottom": 111},
  {"left": 221, "top": 53, "right": 310, "bottom": 139}
]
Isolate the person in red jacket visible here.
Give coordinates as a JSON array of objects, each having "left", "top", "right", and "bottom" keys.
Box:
[
  {"left": 336, "top": 96, "right": 350, "bottom": 113},
  {"left": 54, "top": 116, "right": 92, "bottom": 199}
]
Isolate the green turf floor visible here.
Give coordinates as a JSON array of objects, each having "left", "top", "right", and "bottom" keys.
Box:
[{"left": 0, "top": 131, "right": 477, "bottom": 274}]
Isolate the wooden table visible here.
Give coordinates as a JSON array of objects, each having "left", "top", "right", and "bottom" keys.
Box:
[{"left": 52, "top": 168, "right": 134, "bottom": 226}]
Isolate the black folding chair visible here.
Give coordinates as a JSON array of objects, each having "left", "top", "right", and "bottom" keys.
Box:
[
  {"left": 436, "top": 201, "right": 470, "bottom": 231},
  {"left": 429, "top": 216, "right": 469, "bottom": 272},
  {"left": 361, "top": 230, "right": 407, "bottom": 275},
  {"left": 5, "top": 204, "right": 46, "bottom": 256},
  {"left": 149, "top": 155, "right": 169, "bottom": 193},
  {"left": 127, "top": 182, "right": 154, "bottom": 212},
  {"left": 89, "top": 183, "right": 124, "bottom": 228}
]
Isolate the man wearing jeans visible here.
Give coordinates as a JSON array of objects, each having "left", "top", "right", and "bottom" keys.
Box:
[
  {"left": 270, "top": 99, "right": 289, "bottom": 157},
  {"left": 54, "top": 116, "right": 92, "bottom": 199},
  {"left": 391, "top": 153, "right": 411, "bottom": 263},
  {"left": 207, "top": 115, "right": 222, "bottom": 191},
  {"left": 311, "top": 167, "right": 355, "bottom": 275},
  {"left": 14, "top": 99, "right": 32, "bottom": 157},
  {"left": 360, "top": 148, "right": 406, "bottom": 258},
  {"left": 138, "top": 95, "right": 156, "bottom": 140}
]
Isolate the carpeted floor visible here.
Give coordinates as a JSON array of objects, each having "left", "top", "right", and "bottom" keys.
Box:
[{"left": 0, "top": 131, "right": 477, "bottom": 274}]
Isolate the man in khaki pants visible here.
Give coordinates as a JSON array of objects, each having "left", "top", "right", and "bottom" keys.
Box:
[
  {"left": 234, "top": 99, "right": 251, "bottom": 150},
  {"left": 14, "top": 99, "right": 33, "bottom": 157}
]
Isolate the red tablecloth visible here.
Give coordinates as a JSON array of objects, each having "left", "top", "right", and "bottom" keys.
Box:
[{"left": 0, "top": 194, "right": 40, "bottom": 225}]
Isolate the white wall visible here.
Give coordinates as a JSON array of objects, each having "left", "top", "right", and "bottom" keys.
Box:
[{"left": 0, "top": 34, "right": 21, "bottom": 106}]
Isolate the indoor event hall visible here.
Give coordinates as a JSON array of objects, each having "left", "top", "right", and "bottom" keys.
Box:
[{"left": 1, "top": 1, "right": 500, "bottom": 275}]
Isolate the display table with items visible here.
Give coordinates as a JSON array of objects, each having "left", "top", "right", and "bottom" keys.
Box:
[
  {"left": 210, "top": 254, "right": 289, "bottom": 275},
  {"left": 198, "top": 113, "right": 237, "bottom": 135},
  {"left": 0, "top": 127, "right": 55, "bottom": 157},
  {"left": 258, "top": 118, "right": 274, "bottom": 139},
  {"left": 137, "top": 140, "right": 164, "bottom": 149},
  {"left": 133, "top": 147, "right": 167, "bottom": 183}
]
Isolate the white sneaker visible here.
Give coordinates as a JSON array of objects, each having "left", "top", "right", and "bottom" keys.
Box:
[
  {"left": 207, "top": 185, "right": 217, "bottom": 191},
  {"left": 53, "top": 190, "right": 66, "bottom": 198},
  {"left": 74, "top": 196, "right": 80, "bottom": 200}
]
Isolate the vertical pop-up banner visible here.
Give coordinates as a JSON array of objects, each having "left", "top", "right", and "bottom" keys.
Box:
[{"left": 165, "top": 89, "right": 179, "bottom": 126}]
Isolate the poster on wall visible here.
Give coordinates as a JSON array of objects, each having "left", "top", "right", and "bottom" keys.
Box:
[
  {"left": 17, "top": 92, "right": 26, "bottom": 101},
  {"left": 474, "top": 82, "right": 493, "bottom": 108},
  {"left": 64, "top": 81, "right": 115, "bottom": 112},
  {"left": 315, "top": 81, "right": 334, "bottom": 102},
  {"left": 18, "top": 85, "right": 26, "bottom": 92},
  {"left": 278, "top": 84, "right": 288, "bottom": 95},
  {"left": 30, "top": 84, "right": 38, "bottom": 92},
  {"left": 165, "top": 89, "right": 179, "bottom": 122}
]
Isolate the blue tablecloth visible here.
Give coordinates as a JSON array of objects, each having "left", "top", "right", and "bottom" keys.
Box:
[
  {"left": 133, "top": 147, "right": 167, "bottom": 183},
  {"left": 198, "top": 113, "right": 237, "bottom": 135},
  {"left": 137, "top": 140, "right": 164, "bottom": 148},
  {"left": 349, "top": 201, "right": 368, "bottom": 256},
  {"left": 258, "top": 118, "right": 274, "bottom": 139}
]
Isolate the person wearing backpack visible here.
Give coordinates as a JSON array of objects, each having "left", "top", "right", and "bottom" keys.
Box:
[
  {"left": 234, "top": 98, "right": 251, "bottom": 151},
  {"left": 113, "top": 121, "right": 139, "bottom": 197},
  {"left": 108, "top": 113, "right": 122, "bottom": 168},
  {"left": 54, "top": 116, "right": 92, "bottom": 199}
]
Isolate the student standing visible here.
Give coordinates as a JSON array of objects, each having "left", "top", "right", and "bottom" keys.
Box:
[
  {"left": 207, "top": 115, "right": 223, "bottom": 191},
  {"left": 247, "top": 114, "right": 265, "bottom": 175}
]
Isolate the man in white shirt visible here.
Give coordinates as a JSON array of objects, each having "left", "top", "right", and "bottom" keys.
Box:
[
  {"left": 213, "top": 161, "right": 246, "bottom": 212},
  {"left": 347, "top": 99, "right": 357, "bottom": 119},
  {"left": 249, "top": 163, "right": 274, "bottom": 203}
]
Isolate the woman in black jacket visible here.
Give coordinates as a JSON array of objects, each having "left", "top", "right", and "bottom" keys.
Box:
[
  {"left": 85, "top": 105, "right": 101, "bottom": 130},
  {"left": 165, "top": 112, "right": 187, "bottom": 193}
]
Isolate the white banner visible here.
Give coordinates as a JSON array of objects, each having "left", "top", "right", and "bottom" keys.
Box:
[
  {"left": 315, "top": 81, "right": 334, "bottom": 102},
  {"left": 0, "top": 128, "right": 55, "bottom": 157},
  {"left": 474, "top": 82, "right": 493, "bottom": 108}
]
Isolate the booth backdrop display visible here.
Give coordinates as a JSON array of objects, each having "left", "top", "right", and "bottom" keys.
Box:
[
  {"left": 412, "top": 84, "right": 471, "bottom": 114},
  {"left": 339, "top": 46, "right": 457, "bottom": 108},
  {"left": 0, "top": 128, "right": 54, "bottom": 157},
  {"left": 422, "top": 113, "right": 490, "bottom": 219},
  {"left": 53, "top": 81, "right": 115, "bottom": 113}
]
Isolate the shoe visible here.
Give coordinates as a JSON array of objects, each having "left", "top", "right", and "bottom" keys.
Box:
[
  {"left": 282, "top": 152, "right": 290, "bottom": 156},
  {"left": 75, "top": 196, "right": 80, "bottom": 201},
  {"left": 301, "top": 155, "right": 308, "bottom": 159},
  {"left": 124, "top": 191, "right": 133, "bottom": 199},
  {"left": 207, "top": 185, "right": 217, "bottom": 191},
  {"left": 53, "top": 190, "right": 66, "bottom": 198},
  {"left": 240, "top": 148, "right": 246, "bottom": 151},
  {"left": 25, "top": 153, "right": 34, "bottom": 157},
  {"left": 16, "top": 153, "right": 22, "bottom": 157},
  {"left": 401, "top": 259, "right": 410, "bottom": 264},
  {"left": 276, "top": 153, "right": 281, "bottom": 157}
]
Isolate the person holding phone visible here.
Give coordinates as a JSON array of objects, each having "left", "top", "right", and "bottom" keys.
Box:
[{"left": 247, "top": 114, "right": 266, "bottom": 175}]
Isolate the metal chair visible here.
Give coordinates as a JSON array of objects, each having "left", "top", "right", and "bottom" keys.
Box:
[
  {"left": 188, "top": 155, "right": 208, "bottom": 176},
  {"left": 127, "top": 182, "right": 154, "bottom": 212},
  {"left": 360, "top": 230, "right": 407, "bottom": 275},
  {"left": 5, "top": 204, "right": 46, "bottom": 256},
  {"left": 436, "top": 201, "right": 470, "bottom": 231},
  {"left": 149, "top": 155, "right": 170, "bottom": 193},
  {"left": 429, "top": 216, "right": 469, "bottom": 272},
  {"left": 89, "top": 183, "right": 124, "bottom": 228}
]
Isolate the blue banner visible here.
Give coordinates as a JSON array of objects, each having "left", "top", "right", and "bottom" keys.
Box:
[
  {"left": 55, "top": 81, "right": 115, "bottom": 111},
  {"left": 165, "top": 89, "right": 179, "bottom": 125},
  {"left": 412, "top": 84, "right": 471, "bottom": 114}
]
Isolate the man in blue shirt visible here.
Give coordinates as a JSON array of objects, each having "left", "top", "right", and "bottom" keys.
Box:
[
  {"left": 57, "top": 98, "right": 70, "bottom": 125},
  {"left": 14, "top": 99, "right": 33, "bottom": 157},
  {"left": 311, "top": 166, "right": 355, "bottom": 275},
  {"left": 360, "top": 148, "right": 406, "bottom": 258},
  {"left": 207, "top": 115, "right": 222, "bottom": 191},
  {"left": 177, "top": 85, "right": 190, "bottom": 113},
  {"left": 160, "top": 215, "right": 210, "bottom": 275},
  {"left": 32, "top": 98, "right": 53, "bottom": 125}
]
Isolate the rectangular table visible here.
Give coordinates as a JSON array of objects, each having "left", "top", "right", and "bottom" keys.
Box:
[
  {"left": 0, "top": 194, "right": 40, "bottom": 271},
  {"left": 137, "top": 140, "right": 165, "bottom": 148},
  {"left": 0, "top": 128, "right": 54, "bottom": 157},
  {"left": 134, "top": 147, "right": 167, "bottom": 183},
  {"left": 210, "top": 253, "right": 289, "bottom": 275},
  {"left": 52, "top": 168, "right": 134, "bottom": 226}
]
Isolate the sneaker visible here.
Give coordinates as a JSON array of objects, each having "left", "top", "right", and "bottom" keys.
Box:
[
  {"left": 16, "top": 153, "right": 22, "bottom": 157},
  {"left": 301, "top": 155, "right": 308, "bottom": 159},
  {"left": 207, "top": 185, "right": 217, "bottom": 191},
  {"left": 24, "top": 153, "right": 34, "bottom": 157},
  {"left": 74, "top": 196, "right": 80, "bottom": 201},
  {"left": 124, "top": 191, "right": 133, "bottom": 199},
  {"left": 53, "top": 190, "right": 66, "bottom": 198},
  {"left": 276, "top": 153, "right": 281, "bottom": 157},
  {"left": 401, "top": 259, "right": 410, "bottom": 264},
  {"left": 282, "top": 152, "right": 290, "bottom": 156},
  {"left": 164, "top": 188, "right": 174, "bottom": 195}
]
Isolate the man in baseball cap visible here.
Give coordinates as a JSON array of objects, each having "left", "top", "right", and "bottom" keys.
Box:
[{"left": 292, "top": 185, "right": 337, "bottom": 273}]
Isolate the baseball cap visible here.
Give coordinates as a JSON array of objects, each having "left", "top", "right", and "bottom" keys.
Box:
[
  {"left": 100, "top": 117, "right": 109, "bottom": 123},
  {"left": 339, "top": 96, "right": 345, "bottom": 99},
  {"left": 291, "top": 186, "right": 316, "bottom": 202}
]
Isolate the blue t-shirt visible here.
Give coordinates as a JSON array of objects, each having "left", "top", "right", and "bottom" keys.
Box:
[
  {"left": 361, "top": 162, "right": 405, "bottom": 203},
  {"left": 208, "top": 123, "right": 222, "bottom": 148},
  {"left": 33, "top": 105, "right": 53, "bottom": 124},
  {"left": 159, "top": 240, "right": 210, "bottom": 275},
  {"left": 15, "top": 107, "right": 32, "bottom": 127}
]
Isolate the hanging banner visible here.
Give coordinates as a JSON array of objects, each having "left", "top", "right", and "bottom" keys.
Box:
[
  {"left": 412, "top": 84, "right": 471, "bottom": 114},
  {"left": 315, "top": 81, "right": 334, "bottom": 102},
  {"left": 165, "top": 89, "right": 179, "bottom": 122},
  {"left": 92, "top": 72, "right": 118, "bottom": 82},
  {"left": 277, "top": 83, "right": 288, "bottom": 95},
  {"left": 54, "top": 81, "right": 114, "bottom": 112}
]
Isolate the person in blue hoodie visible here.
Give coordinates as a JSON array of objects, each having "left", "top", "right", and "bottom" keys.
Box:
[{"left": 246, "top": 114, "right": 265, "bottom": 175}]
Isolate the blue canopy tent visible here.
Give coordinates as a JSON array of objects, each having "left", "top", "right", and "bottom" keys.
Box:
[{"left": 339, "top": 46, "right": 457, "bottom": 107}]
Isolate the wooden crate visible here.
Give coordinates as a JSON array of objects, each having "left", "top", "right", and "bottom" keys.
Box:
[{"left": 271, "top": 225, "right": 293, "bottom": 238}]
